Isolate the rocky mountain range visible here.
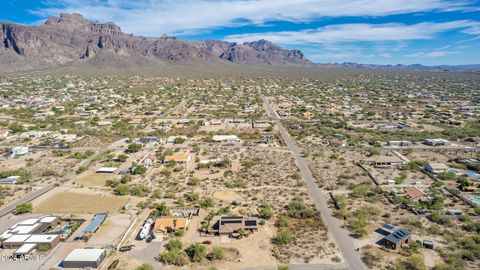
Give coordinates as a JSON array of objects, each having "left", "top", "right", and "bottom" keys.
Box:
[
  {"left": 319, "top": 62, "right": 480, "bottom": 72},
  {"left": 0, "top": 13, "right": 312, "bottom": 72}
]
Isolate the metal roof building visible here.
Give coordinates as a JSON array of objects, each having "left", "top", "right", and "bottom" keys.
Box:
[
  {"left": 76, "top": 213, "right": 107, "bottom": 240},
  {"left": 62, "top": 248, "right": 106, "bottom": 268}
]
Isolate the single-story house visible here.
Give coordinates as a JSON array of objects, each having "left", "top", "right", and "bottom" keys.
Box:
[
  {"left": 404, "top": 186, "right": 430, "bottom": 202},
  {"left": 212, "top": 135, "right": 241, "bottom": 143},
  {"left": 143, "top": 154, "right": 158, "bottom": 166},
  {"left": 164, "top": 152, "right": 192, "bottom": 164},
  {"left": 383, "top": 227, "right": 411, "bottom": 250},
  {"left": 380, "top": 224, "right": 412, "bottom": 250},
  {"left": 211, "top": 216, "right": 258, "bottom": 236},
  {"left": 387, "top": 141, "right": 413, "bottom": 147},
  {"left": 152, "top": 217, "right": 190, "bottom": 235},
  {"left": 423, "top": 163, "right": 449, "bottom": 174},
  {"left": 2, "top": 234, "right": 60, "bottom": 249},
  {"left": 423, "top": 138, "right": 450, "bottom": 146},
  {"left": 369, "top": 156, "right": 404, "bottom": 168}
]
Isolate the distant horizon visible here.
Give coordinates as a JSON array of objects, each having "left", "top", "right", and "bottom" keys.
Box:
[{"left": 1, "top": 0, "right": 480, "bottom": 65}]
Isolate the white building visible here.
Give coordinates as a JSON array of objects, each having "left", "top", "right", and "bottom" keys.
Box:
[
  {"left": 63, "top": 249, "right": 107, "bottom": 268},
  {"left": 96, "top": 167, "right": 118, "bottom": 173},
  {"left": 212, "top": 135, "right": 241, "bottom": 143},
  {"left": 11, "top": 147, "right": 29, "bottom": 156}
]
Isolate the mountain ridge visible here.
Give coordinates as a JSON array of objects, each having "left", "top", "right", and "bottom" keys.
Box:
[
  {"left": 319, "top": 62, "right": 480, "bottom": 72},
  {"left": 0, "top": 13, "right": 312, "bottom": 72}
]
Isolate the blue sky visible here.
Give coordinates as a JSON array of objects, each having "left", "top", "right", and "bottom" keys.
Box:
[{"left": 2, "top": 0, "right": 480, "bottom": 65}]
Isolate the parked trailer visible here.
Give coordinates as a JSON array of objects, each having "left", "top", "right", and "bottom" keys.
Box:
[{"left": 138, "top": 218, "right": 153, "bottom": 240}]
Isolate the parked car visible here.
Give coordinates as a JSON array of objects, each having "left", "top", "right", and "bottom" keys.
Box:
[
  {"left": 202, "top": 240, "right": 212, "bottom": 245},
  {"left": 119, "top": 245, "right": 135, "bottom": 252},
  {"left": 146, "top": 234, "right": 156, "bottom": 243}
]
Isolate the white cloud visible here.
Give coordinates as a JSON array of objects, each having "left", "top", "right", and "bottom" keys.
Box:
[
  {"left": 463, "top": 25, "right": 480, "bottom": 34},
  {"left": 30, "top": 0, "right": 476, "bottom": 36},
  {"left": 405, "top": 50, "right": 457, "bottom": 57},
  {"left": 224, "top": 20, "right": 480, "bottom": 44}
]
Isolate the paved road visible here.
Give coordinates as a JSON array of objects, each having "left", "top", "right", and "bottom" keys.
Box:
[{"left": 262, "top": 97, "right": 367, "bottom": 270}]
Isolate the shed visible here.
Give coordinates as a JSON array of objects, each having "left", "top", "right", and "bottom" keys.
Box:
[{"left": 62, "top": 248, "right": 106, "bottom": 268}]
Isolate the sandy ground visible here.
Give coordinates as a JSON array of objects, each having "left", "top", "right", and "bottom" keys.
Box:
[
  {"left": 73, "top": 171, "right": 118, "bottom": 187},
  {"left": 89, "top": 213, "right": 134, "bottom": 246},
  {"left": 212, "top": 190, "right": 243, "bottom": 204},
  {"left": 33, "top": 191, "right": 129, "bottom": 214}
]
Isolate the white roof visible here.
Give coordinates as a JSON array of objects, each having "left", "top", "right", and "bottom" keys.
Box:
[
  {"left": 199, "top": 158, "right": 222, "bottom": 164},
  {"left": 212, "top": 135, "right": 239, "bottom": 141},
  {"left": 40, "top": 216, "right": 58, "bottom": 223},
  {"left": 63, "top": 249, "right": 105, "bottom": 262},
  {"left": 18, "top": 218, "right": 39, "bottom": 226},
  {"left": 0, "top": 231, "right": 13, "bottom": 239},
  {"left": 11, "top": 224, "right": 40, "bottom": 234},
  {"left": 96, "top": 167, "right": 117, "bottom": 173},
  {"left": 15, "top": 243, "right": 37, "bottom": 254},
  {"left": 26, "top": 234, "right": 59, "bottom": 243},
  {"left": 4, "top": 234, "right": 31, "bottom": 243}
]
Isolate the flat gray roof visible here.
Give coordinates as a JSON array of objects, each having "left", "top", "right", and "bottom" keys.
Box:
[{"left": 63, "top": 249, "right": 105, "bottom": 262}]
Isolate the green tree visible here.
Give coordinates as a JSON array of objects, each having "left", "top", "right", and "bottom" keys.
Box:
[
  {"left": 136, "top": 264, "right": 153, "bottom": 270},
  {"left": 368, "top": 148, "right": 380, "bottom": 156},
  {"left": 207, "top": 247, "right": 224, "bottom": 261},
  {"left": 395, "top": 256, "right": 427, "bottom": 270},
  {"left": 158, "top": 250, "right": 188, "bottom": 266},
  {"left": 120, "top": 174, "right": 133, "bottom": 183},
  {"left": 274, "top": 229, "right": 294, "bottom": 245},
  {"left": 117, "top": 154, "right": 129, "bottom": 162},
  {"left": 287, "top": 197, "right": 315, "bottom": 219},
  {"left": 8, "top": 122, "right": 24, "bottom": 133},
  {"left": 132, "top": 165, "right": 146, "bottom": 175},
  {"left": 185, "top": 243, "right": 206, "bottom": 262},
  {"left": 275, "top": 215, "right": 290, "bottom": 228},
  {"left": 166, "top": 238, "right": 182, "bottom": 251},
  {"left": 258, "top": 202, "right": 274, "bottom": 220},
  {"left": 15, "top": 202, "right": 32, "bottom": 214},
  {"left": 200, "top": 197, "right": 214, "bottom": 208},
  {"left": 115, "top": 183, "right": 130, "bottom": 195},
  {"left": 128, "top": 143, "right": 142, "bottom": 153}
]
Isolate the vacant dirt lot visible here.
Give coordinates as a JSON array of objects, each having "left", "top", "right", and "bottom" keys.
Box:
[
  {"left": 33, "top": 192, "right": 129, "bottom": 214},
  {"left": 212, "top": 190, "right": 243, "bottom": 203},
  {"left": 73, "top": 172, "right": 117, "bottom": 187}
]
